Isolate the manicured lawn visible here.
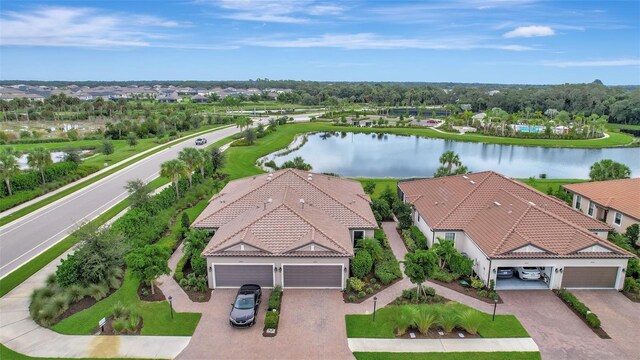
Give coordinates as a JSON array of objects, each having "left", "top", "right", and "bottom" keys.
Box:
[
  {"left": 353, "top": 352, "right": 541, "bottom": 360},
  {"left": 0, "top": 125, "right": 227, "bottom": 226},
  {"left": 607, "top": 123, "right": 640, "bottom": 131},
  {"left": 355, "top": 178, "right": 399, "bottom": 199},
  {"left": 345, "top": 303, "right": 529, "bottom": 339},
  {"left": 0, "top": 344, "right": 159, "bottom": 360},
  {"left": 51, "top": 272, "right": 201, "bottom": 336},
  {"left": 516, "top": 178, "right": 588, "bottom": 194}
]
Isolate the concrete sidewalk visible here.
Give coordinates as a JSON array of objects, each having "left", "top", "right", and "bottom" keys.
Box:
[{"left": 348, "top": 337, "right": 539, "bottom": 353}]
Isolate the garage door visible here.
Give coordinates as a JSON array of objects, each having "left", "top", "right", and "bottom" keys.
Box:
[
  {"left": 213, "top": 264, "right": 274, "bottom": 288},
  {"left": 283, "top": 265, "right": 343, "bottom": 288},
  {"left": 562, "top": 267, "right": 618, "bottom": 288}
]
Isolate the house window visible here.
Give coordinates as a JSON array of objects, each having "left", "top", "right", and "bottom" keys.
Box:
[
  {"left": 588, "top": 202, "right": 595, "bottom": 217},
  {"left": 417, "top": 213, "right": 421, "bottom": 223},
  {"left": 354, "top": 230, "right": 365, "bottom": 241},
  {"left": 575, "top": 195, "right": 582, "bottom": 209},
  {"left": 444, "top": 233, "right": 456, "bottom": 242},
  {"left": 614, "top": 212, "right": 623, "bottom": 226}
]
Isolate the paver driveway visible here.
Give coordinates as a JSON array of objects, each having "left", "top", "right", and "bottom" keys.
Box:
[
  {"left": 175, "top": 289, "right": 354, "bottom": 360},
  {"left": 499, "top": 290, "right": 634, "bottom": 360}
]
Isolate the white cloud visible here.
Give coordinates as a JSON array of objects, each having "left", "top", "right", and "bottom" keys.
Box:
[
  {"left": 503, "top": 25, "right": 555, "bottom": 38},
  {"left": 210, "top": 0, "right": 345, "bottom": 23},
  {"left": 543, "top": 59, "right": 640, "bottom": 67},
  {"left": 243, "top": 33, "right": 533, "bottom": 51},
  {"left": 0, "top": 6, "right": 204, "bottom": 49}
]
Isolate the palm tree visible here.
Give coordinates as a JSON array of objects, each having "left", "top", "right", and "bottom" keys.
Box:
[
  {"left": 178, "top": 148, "right": 202, "bottom": 187},
  {"left": 197, "top": 149, "right": 210, "bottom": 176},
  {"left": 27, "top": 147, "right": 52, "bottom": 184},
  {"left": 0, "top": 148, "right": 21, "bottom": 196},
  {"left": 439, "top": 151, "right": 461, "bottom": 175},
  {"left": 589, "top": 159, "right": 631, "bottom": 181},
  {"left": 160, "top": 159, "right": 187, "bottom": 198},
  {"left": 235, "top": 117, "right": 253, "bottom": 132}
]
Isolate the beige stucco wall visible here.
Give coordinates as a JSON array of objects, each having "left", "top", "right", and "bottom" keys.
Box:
[
  {"left": 605, "top": 209, "right": 639, "bottom": 234},
  {"left": 571, "top": 193, "right": 639, "bottom": 234},
  {"left": 205, "top": 256, "right": 350, "bottom": 289}
]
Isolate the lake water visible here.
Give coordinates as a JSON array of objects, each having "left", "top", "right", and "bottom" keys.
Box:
[
  {"left": 270, "top": 132, "right": 640, "bottom": 178},
  {"left": 17, "top": 150, "right": 91, "bottom": 170}
]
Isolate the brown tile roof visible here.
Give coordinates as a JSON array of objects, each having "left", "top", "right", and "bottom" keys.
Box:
[
  {"left": 194, "top": 169, "right": 377, "bottom": 257},
  {"left": 563, "top": 178, "right": 640, "bottom": 220},
  {"left": 399, "top": 172, "right": 632, "bottom": 259}
]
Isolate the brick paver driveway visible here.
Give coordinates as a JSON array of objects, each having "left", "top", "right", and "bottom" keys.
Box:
[
  {"left": 176, "top": 289, "right": 354, "bottom": 360},
  {"left": 499, "top": 290, "right": 634, "bottom": 360}
]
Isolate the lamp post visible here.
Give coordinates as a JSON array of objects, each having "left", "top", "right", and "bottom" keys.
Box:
[
  {"left": 373, "top": 296, "right": 378, "bottom": 322},
  {"left": 168, "top": 296, "right": 174, "bottom": 319},
  {"left": 492, "top": 298, "right": 498, "bottom": 321}
]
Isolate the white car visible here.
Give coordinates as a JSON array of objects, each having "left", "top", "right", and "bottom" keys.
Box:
[{"left": 513, "top": 267, "right": 541, "bottom": 280}]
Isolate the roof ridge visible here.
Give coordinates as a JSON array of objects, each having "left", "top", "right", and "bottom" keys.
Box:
[
  {"left": 492, "top": 205, "right": 533, "bottom": 256},
  {"left": 289, "top": 169, "right": 377, "bottom": 228},
  {"left": 502, "top": 229, "right": 557, "bottom": 255},
  {"left": 282, "top": 202, "right": 351, "bottom": 255},
  {"left": 434, "top": 172, "right": 493, "bottom": 228}
]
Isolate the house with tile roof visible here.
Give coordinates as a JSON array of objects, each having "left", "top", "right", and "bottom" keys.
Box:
[
  {"left": 563, "top": 178, "right": 640, "bottom": 235},
  {"left": 191, "top": 169, "right": 378, "bottom": 289},
  {"left": 398, "top": 171, "right": 634, "bottom": 291}
]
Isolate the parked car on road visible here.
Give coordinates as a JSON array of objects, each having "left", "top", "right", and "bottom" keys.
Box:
[
  {"left": 229, "top": 284, "right": 262, "bottom": 327},
  {"left": 195, "top": 138, "right": 207, "bottom": 145},
  {"left": 513, "top": 267, "right": 541, "bottom": 280},
  {"left": 497, "top": 268, "right": 514, "bottom": 279}
]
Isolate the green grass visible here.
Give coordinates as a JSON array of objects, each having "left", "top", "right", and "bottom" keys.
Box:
[
  {"left": 516, "top": 178, "right": 588, "bottom": 194},
  {"left": 0, "top": 344, "right": 159, "bottom": 360},
  {"left": 51, "top": 272, "right": 201, "bottom": 336},
  {"left": 606, "top": 123, "right": 640, "bottom": 131},
  {"left": 345, "top": 303, "right": 530, "bottom": 339},
  {"left": 353, "top": 352, "right": 541, "bottom": 360},
  {"left": 0, "top": 125, "right": 227, "bottom": 226},
  {"left": 355, "top": 178, "right": 399, "bottom": 199}
]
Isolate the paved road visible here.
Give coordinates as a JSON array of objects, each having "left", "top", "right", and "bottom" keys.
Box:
[{"left": 0, "top": 125, "right": 244, "bottom": 278}]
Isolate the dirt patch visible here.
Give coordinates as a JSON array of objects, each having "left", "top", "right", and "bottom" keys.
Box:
[
  {"left": 553, "top": 290, "right": 611, "bottom": 339},
  {"left": 622, "top": 291, "right": 640, "bottom": 303},
  {"left": 343, "top": 274, "right": 401, "bottom": 304},
  {"left": 138, "top": 283, "right": 166, "bottom": 302},
  {"left": 94, "top": 316, "right": 143, "bottom": 336},
  {"left": 429, "top": 278, "right": 503, "bottom": 304},
  {"left": 397, "top": 328, "right": 480, "bottom": 339}
]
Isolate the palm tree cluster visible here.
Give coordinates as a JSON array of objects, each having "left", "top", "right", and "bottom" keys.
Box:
[
  {"left": 434, "top": 151, "right": 468, "bottom": 178},
  {"left": 160, "top": 145, "right": 225, "bottom": 198}
]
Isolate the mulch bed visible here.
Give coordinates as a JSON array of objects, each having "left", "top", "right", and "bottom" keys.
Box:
[
  {"left": 138, "top": 283, "right": 166, "bottom": 302},
  {"left": 343, "top": 274, "right": 401, "bottom": 304},
  {"left": 429, "top": 278, "right": 503, "bottom": 304},
  {"left": 387, "top": 294, "right": 452, "bottom": 307},
  {"left": 553, "top": 290, "right": 610, "bottom": 339},
  {"left": 263, "top": 291, "right": 283, "bottom": 337},
  {"left": 397, "top": 328, "right": 480, "bottom": 339},
  {"left": 622, "top": 291, "right": 640, "bottom": 303},
  {"left": 93, "top": 316, "right": 143, "bottom": 336},
  {"left": 54, "top": 287, "right": 117, "bottom": 324},
  {"left": 178, "top": 262, "right": 212, "bottom": 302}
]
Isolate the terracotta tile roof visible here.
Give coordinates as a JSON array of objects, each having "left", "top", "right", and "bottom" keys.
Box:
[
  {"left": 563, "top": 178, "right": 640, "bottom": 220},
  {"left": 194, "top": 169, "right": 377, "bottom": 257},
  {"left": 399, "top": 172, "right": 632, "bottom": 260}
]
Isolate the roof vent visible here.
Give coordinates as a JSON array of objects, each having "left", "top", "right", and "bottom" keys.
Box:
[
  {"left": 299, "top": 198, "right": 305, "bottom": 209},
  {"left": 263, "top": 198, "right": 272, "bottom": 210},
  {"left": 469, "top": 180, "right": 476, "bottom": 184},
  {"left": 462, "top": 176, "right": 469, "bottom": 179},
  {"left": 528, "top": 201, "right": 536, "bottom": 206},
  {"left": 267, "top": 174, "right": 272, "bottom": 181},
  {"left": 219, "top": 200, "right": 225, "bottom": 204},
  {"left": 493, "top": 201, "right": 501, "bottom": 206},
  {"left": 307, "top": 173, "right": 313, "bottom": 181}
]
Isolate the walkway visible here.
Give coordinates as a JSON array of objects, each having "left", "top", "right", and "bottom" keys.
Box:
[{"left": 348, "top": 338, "right": 539, "bottom": 353}]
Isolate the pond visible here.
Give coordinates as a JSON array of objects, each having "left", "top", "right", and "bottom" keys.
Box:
[
  {"left": 268, "top": 132, "right": 640, "bottom": 178},
  {"left": 17, "top": 150, "right": 91, "bottom": 170}
]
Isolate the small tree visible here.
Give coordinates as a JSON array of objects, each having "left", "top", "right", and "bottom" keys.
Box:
[
  {"left": 125, "top": 244, "right": 170, "bottom": 295},
  {"left": 404, "top": 250, "right": 438, "bottom": 297},
  {"left": 0, "top": 148, "right": 20, "bottom": 196},
  {"left": 209, "top": 147, "right": 226, "bottom": 174},
  {"left": 351, "top": 250, "right": 373, "bottom": 278},
  {"left": 124, "top": 179, "right": 150, "bottom": 209},
  {"left": 589, "top": 159, "right": 631, "bottom": 181},
  {"left": 280, "top": 156, "right": 312, "bottom": 171},
  {"left": 178, "top": 147, "right": 202, "bottom": 187},
  {"left": 102, "top": 139, "right": 115, "bottom": 161},
  {"left": 27, "top": 147, "right": 52, "bottom": 184},
  {"left": 160, "top": 159, "right": 187, "bottom": 198},
  {"left": 363, "top": 181, "right": 376, "bottom": 195},
  {"left": 244, "top": 128, "right": 256, "bottom": 145},
  {"left": 434, "top": 151, "right": 469, "bottom": 177},
  {"left": 624, "top": 224, "right": 639, "bottom": 246},
  {"left": 127, "top": 132, "right": 138, "bottom": 148}
]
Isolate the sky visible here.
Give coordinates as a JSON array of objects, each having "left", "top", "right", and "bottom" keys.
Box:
[{"left": 0, "top": 0, "right": 639, "bottom": 84}]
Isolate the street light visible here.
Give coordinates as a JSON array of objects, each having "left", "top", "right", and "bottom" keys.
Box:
[
  {"left": 168, "top": 295, "right": 174, "bottom": 319},
  {"left": 373, "top": 296, "right": 378, "bottom": 322},
  {"left": 492, "top": 298, "right": 498, "bottom": 321}
]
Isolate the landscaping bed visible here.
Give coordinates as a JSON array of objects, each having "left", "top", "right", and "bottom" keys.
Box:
[
  {"left": 263, "top": 286, "right": 282, "bottom": 337},
  {"left": 390, "top": 287, "right": 449, "bottom": 306},
  {"left": 137, "top": 283, "right": 166, "bottom": 302},
  {"left": 429, "top": 278, "right": 502, "bottom": 304},
  {"left": 94, "top": 315, "right": 143, "bottom": 335},
  {"left": 554, "top": 289, "right": 609, "bottom": 339},
  {"left": 343, "top": 274, "right": 401, "bottom": 304}
]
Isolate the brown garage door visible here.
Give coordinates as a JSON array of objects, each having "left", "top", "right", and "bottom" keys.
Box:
[
  {"left": 562, "top": 267, "right": 618, "bottom": 288},
  {"left": 213, "top": 264, "right": 274, "bottom": 288},
  {"left": 283, "top": 265, "right": 343, "bottom": 288}
]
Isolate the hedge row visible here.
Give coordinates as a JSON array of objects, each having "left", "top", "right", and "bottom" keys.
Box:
[
  {"left": 4, "top": 137, "right": 71, "bottom": 145},
  {"left": 0, "top": 161, "right": 84, "bottom": 197},
  {"left": 556, "top": 288, "right": 601, "bottom": 328}
]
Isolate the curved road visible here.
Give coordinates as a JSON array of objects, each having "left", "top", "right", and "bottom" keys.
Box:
[{"left": 0, "top": 124, "right": 245, "bottom": 278}]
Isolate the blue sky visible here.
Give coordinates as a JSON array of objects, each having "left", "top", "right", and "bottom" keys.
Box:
[{"left": 1, "top": 0, "right": 639, "bottom": 84}]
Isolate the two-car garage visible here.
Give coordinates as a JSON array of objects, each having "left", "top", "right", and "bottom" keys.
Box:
[{"left": 211, "top": 263, "right": 345, "bottom": 289}]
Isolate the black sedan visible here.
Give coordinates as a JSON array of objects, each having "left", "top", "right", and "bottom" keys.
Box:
[
  {"left": 229, "top": 284, "right": 262, "bottom": 328},
  {"left": 497, "top": 268, "right": 514, "bottom": 279}
]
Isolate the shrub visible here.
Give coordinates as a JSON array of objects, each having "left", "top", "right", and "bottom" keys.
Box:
[
  {"left": 87, "top": 283, "right": 109, "bottom": 301},
  {"left": 50, "top": 293, "right": 70, "bottom": 315},
  {"left": 470, "top": 277, "right": 484, "bottom": 290},
  {"left": 348, "top": 295, "right": 357, "bottom": 302},
  {"left": 395, "top": 307, "right": 417, "bottom": 336},
  {"left": 402, "top": 229, "right": 416, "bottom": 251},
  {"left": 449, "top": 254, "right": 474, "bottom": 277},
  {"left": 141, "top": 287, "right": 150, "bottom": 298},
  {"left": 351, "top": 250, "right": 373, "bottom": 279},
  {"left": 414, "top": 307, "right": 438, "bottom": 334},
  {"left": 431, "top": 269, "right": 458, "bottom": 283},
  {"left": 557, "top": 288, "right": 600, "bottom": 328},
  {"left": 456, "top": 309, "right": 484, "bottom": 335},
  {"left": 112, "top": 302, "right": 131, "bottom": 319},
  {"left": 438, "top": 308, "right": 458, "bottom": 333},
  {"left": 197, "top": 295, "right": 205, "bottom": 302},
  {"left": 67, "top": 285, "right": 84, "bottom": 303},
  {"left": 55, "top": 253, "right": 81, "bottom": 287},
  {"left": 112, "top": 318, "right": 127, "bottom": 334},
  {"left": 127, "top": 313, "right": 141, "bottom": 332},
  {"left": 357, "top": 291, "right": 366, "bottom": 298},
  {"left": 369, "top": 277, "right": 377, "bottom": 284},
  {"left": 586, "top": 312, "right": 601, "bottom": 328},
  {"left": 624, "top": 277, "right": 640, "bottom": 293},
  {"left": 374, "top": 255, "right": 402, "bottom": 285},
  {"left": 402, "top": 290, "right": 413, "bottom": 299},
  {"left": 107, "top": 275, "right": 122, "bottom": 290},
  {"left": 366, "top": 287, "right": 374, "bottom": 294},
  {"left": 425, "top": 287, "right": 436, "bottom": 296},
  {"left": 373, "top": 283, "right": 381, "bottom": 290},
  {"left": 348, "top": 277, "right": 365, "bottom": 292},
  {"left": 357, "top": 238, "right": 384, "bottom": 263},
  {"left": 409, "top": 226, "right": 428, "bottom": 249},
  {"left": 264, "top": 311, "right": 279, "bottom": 329},
  {"left": 268, "top": 286, "right": 282, "bottom": 311},
  {"left": 371, "top": 199, "right": 393, "bottom": 221},
  {"left": 45, "top": 273, "right": 57, "bottom": 287},
  {"left": 477, "top": 289, "right": 488, "bottom": 298},
  {"left": 488, "top": 292, "right": 499, "bottom": 300}
]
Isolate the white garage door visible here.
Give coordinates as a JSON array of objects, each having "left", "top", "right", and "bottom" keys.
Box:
[
  {"left": 213, "top": 264, "right": 274, "bottom": 288},
  {"left": 282, "top": 265, "right": 343, "bottom": 289}
]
